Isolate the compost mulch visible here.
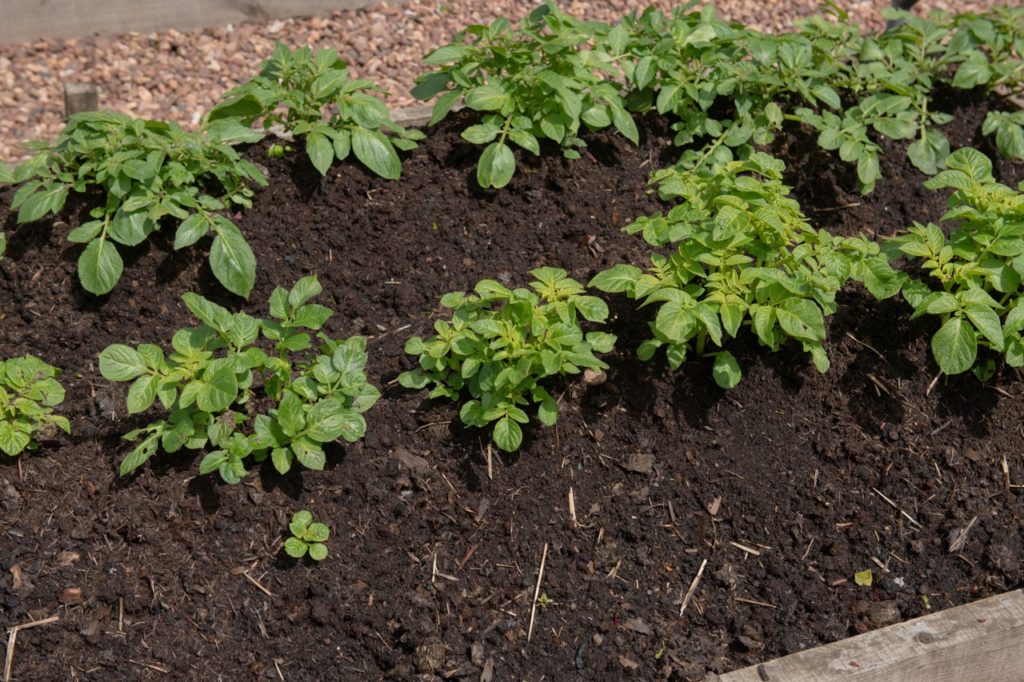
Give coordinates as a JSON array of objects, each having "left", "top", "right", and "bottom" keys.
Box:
[{"left": 1, "top": 91, "right": 1023, "bottom": 681}]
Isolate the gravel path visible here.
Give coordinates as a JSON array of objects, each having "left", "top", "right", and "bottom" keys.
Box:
[{"left": 0, "top": 0, "right": 1010, "bottom": 162}]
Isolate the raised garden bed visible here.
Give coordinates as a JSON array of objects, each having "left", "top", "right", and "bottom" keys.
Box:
[{"left": 2, "top": 5, "right": 1024, "bottom": 680}]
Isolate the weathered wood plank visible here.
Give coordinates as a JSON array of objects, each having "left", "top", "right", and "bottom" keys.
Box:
[
  {"left": 0, "top": 0, "right": 399, "bottom": 45},
  {"left": 717, "top": 589, "right": 1024, "bottom": 682}
]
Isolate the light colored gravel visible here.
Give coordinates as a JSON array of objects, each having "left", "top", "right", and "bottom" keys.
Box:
[{"left": 0, "top": 0, "right": 1011, "bottom": 162}]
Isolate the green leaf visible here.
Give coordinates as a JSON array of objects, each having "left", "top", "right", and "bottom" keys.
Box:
[
  {"left": 109, "top": 209, "right": 154, "bottom": 247},
  {"left": 290, "top": 510, "right": 312, "bottom": 535},
  {"left": 284, "top": 537, "right": 308, "bottom": 558},
  {"left": 198, "top": 451, "right": 228, "bottom": 476},
  {"left": 589, "top": 264, "right": 641, "bottom": 293},
  {"left": 126, "top": 375, "right": 160, "bottom": 414},
  {"left": 775, "top": 300, "right": 825, "bottom": 343},
  {"left": 307, "top": 542, "right": 328, "bottom": 561},
  {"left": 477, "top": 142, "right": 515, "bottom": 189},
  {"left": 292, "top": 438, "right": 326, "bottom": 470},
  {"left": 196, "top": 365, "right": 238, "bottom": 412},
  {"left": 465, "top": 84, "right": 510, "bottom": 112},
  {"left": 492, "top": 416, "right": 522, "bottom": 452},
  {"left": 17, "top": 184, "right": 67, "bottom": 223},
  {"left": 462, "top": 123, "right": 501, "bottom": 145},
  {"left": 351, "top": 127, "right": 401, "bottom": 180},
  {"left": 120, "top": 432, "right": 160, "bottom": 476},
  {"left": 963, "top": 302, "right": 1004, "bottom": 350},
  {"left": 574, "top": 296, "right": 608, "bottom": 323},
  {"left": 907, "top": 129, "right": 949, "bottom": 176},
  {"left": 277, "top": 391, "right": 306, "bottom": 437},
  {"left": 174, "top": 213, "right": 210, "bottom": 250},
  {"left": 537, "top": 397, "right": 558, "bottom": 426},
  {"left": 99, "top": 344, "right": 148, "bottom": 381},
  {"left": 854, "top": 569, "right": 873, "bottom": 587},
  {"left": 306, "top": 132, "right": 335, "bottom": 176},
  {"left": 0, "top": 422, "right": 31, "bottom": 456},
  {"left": 79, "top": 238, "right": 124, "bottom": 295},
  {"left": 209, "top": 218, "right": 256, "bottom": 298},
  {"left": 307, "top": 522, "right": 330, "bottom": 543},
  {"left": 305, "top": 399, "right": 348, "bottom": 442},
  {"left": 712, "top": 352, "right": 742, "bottom": 389},
  {"left": 287, "top": 275, "right": 322, "bottom": 308},
  {"left": 610, "top": 104, "right": 639, "bottom": 145},
  {"left": 204, "top": 119, "right": 264, "bottom": 145},
  {"left": 932, "top": 317, "right": 977, "bottom": 375},
  {"left": 508, "top": 128, "right": 540, "bottom": 155}
]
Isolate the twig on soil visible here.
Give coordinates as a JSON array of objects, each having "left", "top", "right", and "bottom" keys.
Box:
[
  {"left": 679, "top": 559, "right": 708, "bottom": 617},
  {"left": 871, "top": 488, "right": 922, "bottom": 528},
  {"left": 1001, "top": 457, "right": 1012, "bottom": 498},
  {"left": 128, "top": 659, "right": 169, "bottom": 674},
  {"left": 948, "top": 515, "right": 978, "bottom": 554},
  {"left": 486, "top": 443, "right": 493, "bottom": 480},
  {"left": 735, "top": 597, "right": 776, "bottom": 609},
  {"left": 4, "top": 615, "right": 59, "bottom": 682},
  {"left": 845, "top": 332, "right": 887, "bottom": 362},
  {"left": 456, "top": 544, "right": 479, "bottom": 571},
  {"left": 527, "top": 543, "right": 549, "bottom": 643},
  {"left": 568, "top": 487, "right": 577, "bottom": 529},
  {"left": 415, "top": 420, "right": 451, "bottom": 433},
  {"left": 930, "top": 419, "right": 953, "bottom": 436},
  {"left": 990, "top": 385, "right": 1014, "bottom": 399},
  {"left": 729, "top": 541, "right": 761, "bottom": 557},
  {"left": 431, "top": 552, "right": 458, "bottom": 583},
  {"left": 926, "top": 371, "right": 942, "bottom": 396},
  {"left": 865, "top": 373, "right": 893, "bottom": 397},
  {"left": 242, "top": 571, "right": 275, "bottom": 598}
]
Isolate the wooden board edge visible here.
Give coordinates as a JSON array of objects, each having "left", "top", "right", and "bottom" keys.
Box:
[
  {"left": 712, "top": 589, "right": 1024, "bottom": 682},
  {"left": 0, "top": 0, "right": 396, "bottom": 45}
]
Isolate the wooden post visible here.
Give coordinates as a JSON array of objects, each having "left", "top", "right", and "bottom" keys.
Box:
[
  {"left": 715, "top": 589, "right": 1024, "bottom": 682},
  {"left": 63, "top": 83, "right": 98, "bottom": 119}
]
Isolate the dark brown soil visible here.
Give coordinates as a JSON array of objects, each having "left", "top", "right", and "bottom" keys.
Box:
[{"left": 1, "top": 93, "right": 1023, "bottom": 682}]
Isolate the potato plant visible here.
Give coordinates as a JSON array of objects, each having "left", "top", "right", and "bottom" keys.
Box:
[
  {"left": 0, "top": 355, "right": 70, "bottom": 456},
  {"left": 208, "top": 43, "right": 424, "bottom": 179},
  {"left": 0, "top": 112, "right": 266, "bottom": 297},
  {"left": 285, "top": 510, "right": 330, "bottom": 561},
  {"left": 591, "top": 153, "right": 900, "bottom": 388},
  {"left": 884, "top": 148, "right": 1024, "bottom": 377},
  {"left": 98, "top": 275, "right": 380, "bottom": 482},
  {"left": 399, "top": 268, "right": 615, "bottom": 451},
  {"left": 412, "top": 2, "right": 638, "bottom": 188}
]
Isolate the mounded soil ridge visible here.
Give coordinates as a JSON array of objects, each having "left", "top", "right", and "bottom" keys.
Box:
[{"left": 0, "top": 93, "right": 1023, "bottom": 680}]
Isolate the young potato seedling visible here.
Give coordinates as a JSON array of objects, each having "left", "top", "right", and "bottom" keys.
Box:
[
  {"left": 884, "top": 147, "right": 1024, "bottom": 378},
  {"left": 208, "top": 43, "right": 423, "bottom": 179},
  {"left": 0, "top": 355, "right": 70, "bottom": 456},
  {"left": 592, "top": 152, "right": 900, "bottom": 388},
  {"left": 399, "top": 267, "right": 616, "bottom": 452},
  {"left": 412, "top": 1, "right": 639, "bottom": 188},
  {"left": 1, "top": 112, "right": 266, "bottom": 298},
  {"left": 284, "top": 510, "right": 330, "bottom": 561},
  {"left": 99, "top": 275, "right": 380, "bottom": 483}
]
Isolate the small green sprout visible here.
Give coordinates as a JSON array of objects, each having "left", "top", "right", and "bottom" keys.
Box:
[
  {"left": 284, "top": 510, "right": 330, "bottom": 561},
  {"left": 0, "top": 355, "right": 70, "bottom": 456}
]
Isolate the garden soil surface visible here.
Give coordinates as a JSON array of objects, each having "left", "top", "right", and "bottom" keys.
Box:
[{"left": 1, "top": 91, "right": 1023, "bottom": 681}]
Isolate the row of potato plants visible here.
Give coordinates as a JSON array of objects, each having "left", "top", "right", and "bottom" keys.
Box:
[
  {"left": 1, "top": 3, "right": 1024, "bottom": 474},
  {"left": 411, "top": 1, "right": 1024, "bottom": 188},
  {"left": 1, "top": 3, "right": 1021, "bottom": 295},
  {"left": 4, "top": 144, "right": 1023, "bottom": 467}
]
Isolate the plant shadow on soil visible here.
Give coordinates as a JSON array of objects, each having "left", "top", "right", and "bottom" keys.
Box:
[{"left": 1, "top": 91, "right": 1023, "bottom": 682}]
